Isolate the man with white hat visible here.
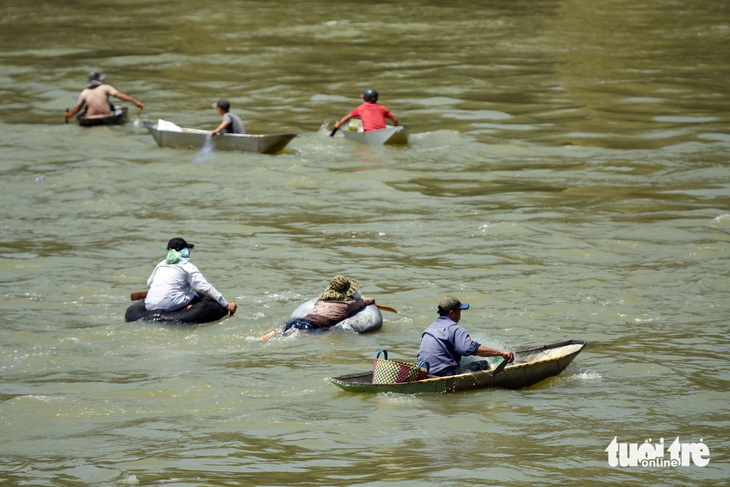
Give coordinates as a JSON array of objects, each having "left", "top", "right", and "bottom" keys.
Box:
[{"left": 417, "top": 296, "right": 513, "bottom": 377}]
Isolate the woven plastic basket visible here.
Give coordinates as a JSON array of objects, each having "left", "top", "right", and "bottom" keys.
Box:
[{"left": 372, "top": 349, "right": 429, "bottom": 384}]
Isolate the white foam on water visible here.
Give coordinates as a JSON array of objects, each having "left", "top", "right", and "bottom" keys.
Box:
[
  {"left": 566, "top": 370, "right": 602, "bottom": 381},
  {"left": 119, "top": 474, "right": 139, "bottom": 485},
  {"left": 380, "top": 391, "right": 420, "bottom": 403}
]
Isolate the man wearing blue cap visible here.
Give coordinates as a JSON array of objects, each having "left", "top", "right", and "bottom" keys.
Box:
[{"left": 417, "top": 296, "right": 513, "bottom": 377}]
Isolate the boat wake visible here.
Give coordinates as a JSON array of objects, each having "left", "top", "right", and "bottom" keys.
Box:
[{"left": 565, "top": 370, "right": 602, "bottom": 381}]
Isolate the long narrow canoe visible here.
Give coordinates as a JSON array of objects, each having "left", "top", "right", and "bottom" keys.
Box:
[
  {"left": 329, "top": 339, "right": 586, "bottom": 393},
  {"left": 143, "top": 121, "right": 296, "bottom": 154},
  {"left": 77, "top": 106, "right": 128, "bottom": 126},
  {"left": 342, "top": 125, "right": 409, "bottom": 146}
]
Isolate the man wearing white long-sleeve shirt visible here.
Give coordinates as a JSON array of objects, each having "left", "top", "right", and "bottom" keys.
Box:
[{"left": 145, "top": 237, "right": 237, "bottom": 315}]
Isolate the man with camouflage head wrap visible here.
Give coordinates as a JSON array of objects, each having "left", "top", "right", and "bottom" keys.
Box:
[{"left": 283, "top": 275, "right": 375, "bottom": 333}]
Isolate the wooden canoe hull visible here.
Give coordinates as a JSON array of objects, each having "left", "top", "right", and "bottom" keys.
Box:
[
  {"left": 77, "top": 106, "right": 128, "bottom": 126},
  {"left": 342, "top": 126, "right": 409, "bottom": 146},
  {"left": 143, "top": 121, "right": 296, "bottom": 154},
  {"left": 329, "top": 339, "right": 586, "bottom": 393}
]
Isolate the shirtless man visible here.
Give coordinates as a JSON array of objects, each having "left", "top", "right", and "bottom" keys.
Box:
[{"left": 65, "top": 71, "right": 143, "bottom": 120}]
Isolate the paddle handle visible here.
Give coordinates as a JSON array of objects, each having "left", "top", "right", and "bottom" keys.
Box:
[
  {"left": 375, "top": 304, "right": 397, "bottom": 313},
  {"left": 137, "top": 106, "right": 143, "bottom": 117},
  {"left": 131, "top": 291, "right": 148, "bottom": 301},
  {"left": 65, "top": 108, "right": 69, "bottom": 124},
  {"left": 329, "top": 127, "right": 338, "bottom": 137}
]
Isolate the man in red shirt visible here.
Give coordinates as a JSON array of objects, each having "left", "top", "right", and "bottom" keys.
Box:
[{"left": 333, "top": 88, "right": 399, "bottom": 132}]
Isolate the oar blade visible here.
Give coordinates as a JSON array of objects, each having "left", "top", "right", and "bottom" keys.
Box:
[
  {"left": 130, "top": 291, "right": 148, "bottom": 301},
  {"left": 492, "top": 357, "right": 510, "bottom": 376}
]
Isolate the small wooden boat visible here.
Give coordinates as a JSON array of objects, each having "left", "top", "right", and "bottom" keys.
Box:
[
  {"left": 342, "top": 125, "right": 409, "bottom": 146},
  {"left": 329, "top": 339, "right": 586, "bottom": 393},
  {"left": 77, "top": 106, "right": 128, "bottom": 126},
  {"left": 143, "top": 121, "right": 296, "bottom": 154}
]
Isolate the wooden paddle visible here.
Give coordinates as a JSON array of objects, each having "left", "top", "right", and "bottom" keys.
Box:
[
  {"left": 137, "top": 106, "right": 143, "bottom": 117},
  {"left": 65, "top": 108, "right": 69, "bottom": 124},
  {"left": 329, "top": 126, "right": 338, "bottom": 137},
  {"left": 491, "top": 356, "right": 511, "bottom": 376},
  {"left": 131, "top": 291, "right": 148, "bottom": 301},
  {"left": 375, "top": 304, "right": 397, "bottom": 313}
]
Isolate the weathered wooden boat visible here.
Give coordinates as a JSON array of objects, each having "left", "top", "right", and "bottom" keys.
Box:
[
  {"left": 329, "top": 339, "right": 586, "bottom": 393},
  {"left": 342, "top": 125, "right": 409, "bottom": 146},
  {"left": 77, "top": 106, "right": 128, "bottom": 126},
  {"left": 143, "top": 121, "right": 296, "bottom": 154}
]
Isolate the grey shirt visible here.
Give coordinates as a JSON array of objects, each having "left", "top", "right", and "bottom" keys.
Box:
[{"left": 222, "top": 112, "right": 246, "bottom": 134}]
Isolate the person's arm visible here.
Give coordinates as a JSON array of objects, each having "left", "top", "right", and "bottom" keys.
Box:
[
  {"left": 211, "top": 119, "right": 231, "bottom": 136},
  {"left": 65, "top": 100, "right": 85, "bottom": 118},
  {"left": 186, "top": 265, "right": 237, "bottom": 314},
  {"left": 386, "top": 113, "right": 399, "bottom": 126},
  {"left": 347, "top": 296, "right": 374, "bottom": 314},
  {"left": 474, "top": 345, "right": 513, "bottom": 363},
  {"left": 113, "top": 91, "right": 144, "bottom": 112},
  {"left": 334, "top": 113, "right": 355, "bottom": 130},
  {"left": 452, "top": 326, "right": 481, "bottom": 357}
]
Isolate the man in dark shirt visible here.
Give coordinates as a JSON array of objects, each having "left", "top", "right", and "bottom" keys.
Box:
[
  {"left": 417, "top": 296, "right": 513, "bottom": 377},
  {"left": 211, "top": 98, "right": 246, "bottom": 135}
]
